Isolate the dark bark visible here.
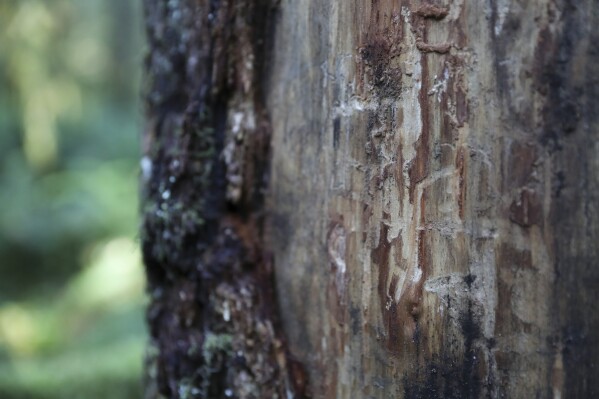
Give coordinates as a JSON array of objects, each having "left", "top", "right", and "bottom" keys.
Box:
[{"left": 140, "top": 1, "right": 305, "bottom": 398}]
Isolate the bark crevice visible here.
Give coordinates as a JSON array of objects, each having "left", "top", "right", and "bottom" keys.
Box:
[{"left": 141, "top": 1, "right": 307, "bottom": 398}]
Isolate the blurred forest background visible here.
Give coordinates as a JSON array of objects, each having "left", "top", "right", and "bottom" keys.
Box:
[{"left": 0, "top": 0, "right": 146, "bottom": 398}]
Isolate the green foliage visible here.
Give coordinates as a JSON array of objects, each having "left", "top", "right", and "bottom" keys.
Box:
[
  {"left": 0, "top": 0, "right": 143, "bottom": 299},
  {"left": 0, "top": 337, "right": 144, "bottom": 399},
  {"left": 0, "top": 0, "right": 146, "bottom": 397}
]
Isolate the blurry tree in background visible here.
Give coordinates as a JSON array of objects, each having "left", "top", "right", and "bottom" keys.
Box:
[{"left": 0, "top": 1, "right": 146, "bottom": 398}]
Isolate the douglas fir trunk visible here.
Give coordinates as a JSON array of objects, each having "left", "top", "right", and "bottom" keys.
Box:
[{"left": 141, "top": 0, "right": 599, "bottom": 398}]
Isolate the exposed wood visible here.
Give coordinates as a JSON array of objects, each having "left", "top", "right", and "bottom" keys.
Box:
[{"left": 267, "top": 0, "right": 599, "bottom": 397}]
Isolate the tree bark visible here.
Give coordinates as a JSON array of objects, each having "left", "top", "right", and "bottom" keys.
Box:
[
  {"left": 140, "top": 1, "right": 305, "bottom": 398},
  {"left": 141, "top": 1, "right": 599, "bottom": 398}
]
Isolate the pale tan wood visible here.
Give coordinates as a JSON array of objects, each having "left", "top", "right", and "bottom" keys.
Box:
[{"left": 266, "top": 1, "right": 599, "bottom": 397}]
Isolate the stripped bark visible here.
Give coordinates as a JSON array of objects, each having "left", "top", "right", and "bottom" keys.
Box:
[{"left": 267, "top": 0, "right": 598, "bottom": 398}]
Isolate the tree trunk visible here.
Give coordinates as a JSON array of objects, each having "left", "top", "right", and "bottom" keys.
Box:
[{"left": 141, "top": 1, "right": 599, "bottom": 398}]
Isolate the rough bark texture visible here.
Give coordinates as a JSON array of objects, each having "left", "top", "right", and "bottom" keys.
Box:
[
  {"left": 141, "top": 0, "right": 305, "bottom": 398},
  {"left": 141, "top": 0, "right": 599, "bottom": 398}
]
